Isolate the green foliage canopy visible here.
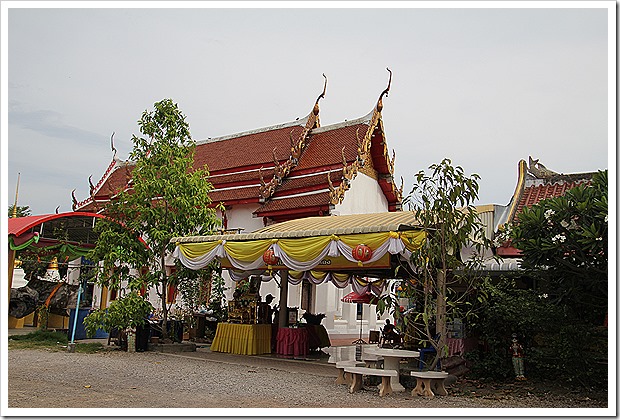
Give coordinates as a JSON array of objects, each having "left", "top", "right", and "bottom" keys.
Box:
[
  {"left": 380, "top": 159, "right": 492, "bottom": 365},
  {"left": 509, "top": 170, "right": 608, "bottom": 323},
  {"left": 88, "top": 99, "right": 221, "bottom": 335}
]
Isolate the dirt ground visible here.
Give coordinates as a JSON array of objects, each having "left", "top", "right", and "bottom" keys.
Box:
[
  {"left": 6, "top": 346, "right": 609, "bottom": 413},
  {"left": 448, "top": 377, "right": 608, "bottom": 406}
]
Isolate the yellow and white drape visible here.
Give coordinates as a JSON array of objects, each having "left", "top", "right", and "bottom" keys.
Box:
[{"left": 173, "top": 230, "right": 425, "bottom": 272}]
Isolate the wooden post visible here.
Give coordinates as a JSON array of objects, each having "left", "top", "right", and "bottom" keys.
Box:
[{"left": 278, "top": 271, "right": 288, "bottom": 328}]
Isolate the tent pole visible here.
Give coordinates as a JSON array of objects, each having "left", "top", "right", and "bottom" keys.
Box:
[
  {"left": 352, "top": 303, "right": 368, "bottom": 345},
  {"left": 278, "top": 270, "right": 288, "bottom": 328}
]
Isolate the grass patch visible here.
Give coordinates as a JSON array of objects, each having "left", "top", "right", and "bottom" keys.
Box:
[
  {"left": 9, "top": 330, "right": 68, "bottom": 350},
  {"left": 8, "top": 330, "right": 106, "bottom": 353},
  {"left": 74, "top": 342, "right": 105, "bottom": 353}
]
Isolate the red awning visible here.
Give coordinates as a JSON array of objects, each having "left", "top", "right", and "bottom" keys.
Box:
[
  {"left": 8, "top": 212, "right": 103, "bottom": 238},
  {"left": 341, "top": 291, "right": 378, "bottom": 305}
]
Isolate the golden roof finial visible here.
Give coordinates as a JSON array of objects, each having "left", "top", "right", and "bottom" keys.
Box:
[
  {"left": 313, "top": 73, "right": 328, "bottom": 115},
  {"left": 377, "top": 67, "right": 392, "bottom": 112}
]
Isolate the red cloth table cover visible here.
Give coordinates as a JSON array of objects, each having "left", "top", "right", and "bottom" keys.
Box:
[
  {"left": 447, "top": 337, "right": 477, "bottom": 356},
  {"left": 276, "top": 327, "right": 309, "bottom": 357}
]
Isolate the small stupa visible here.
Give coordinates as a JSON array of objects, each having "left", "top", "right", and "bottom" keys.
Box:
[{"left": 44, "top": 257, "right": 61, "bottom": 282}]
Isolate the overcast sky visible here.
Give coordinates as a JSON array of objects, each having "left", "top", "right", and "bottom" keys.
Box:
[{"left": 3, "top": 2, "right": 613, "bottom": 216}]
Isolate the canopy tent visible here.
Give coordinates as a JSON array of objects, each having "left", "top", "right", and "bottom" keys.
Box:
[
  {"left": 172, "top": 211, "right": 426, "bottom": 335},
  {"left": 172, "top": 211, "right": 426, "bottom": 288}
]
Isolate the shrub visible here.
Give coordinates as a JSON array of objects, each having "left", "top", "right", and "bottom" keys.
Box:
[
  {"left": 84, "top": 291, "right": 153, "bottom": 338},
  {"left": 469, "top": 278, "right": 607, "bottom": 388}
]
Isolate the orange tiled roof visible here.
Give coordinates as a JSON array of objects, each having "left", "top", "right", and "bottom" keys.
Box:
[
  {"left": 515, "top": 181, "right": 590, "bottom": 218},
  {"left": 496, "top": 157, "right": 596, "bottom": 257}
]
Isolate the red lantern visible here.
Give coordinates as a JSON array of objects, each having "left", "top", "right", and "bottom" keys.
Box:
[
  {"left": 352, "top": 244, "right": 373, "bottom": 264},
  {"left": 262, "top": 248, "right": 279, "bottom": 266}
]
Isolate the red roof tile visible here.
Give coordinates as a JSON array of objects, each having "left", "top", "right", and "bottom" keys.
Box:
[
  {"left": 516, "top": 181, "right": 590, "bottom": 217},
  {"left": 77, "top": 108, "right": 401, "bottom": 216},
  {"left": 209, "top": 169, "right": 274, "bottom": 189},
  {"left": 210, "top": 186, "right": 261, "bottom": 204},
  {"left": 273, "top": 170, "right": 342, "bottom": 196},
  {"left": 254, "top": 191, "right": 332, "bottom": 216},
  {"left": 293, "top": 123, "right": 366, "bottom": 173},
  {"left": 193, "top": 125, "right": 306, "bottom": 174}
]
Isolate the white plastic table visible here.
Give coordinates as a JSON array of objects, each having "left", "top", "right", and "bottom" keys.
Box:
[{"left": 363, "top": 347, "right": 420, "bottom": 392}]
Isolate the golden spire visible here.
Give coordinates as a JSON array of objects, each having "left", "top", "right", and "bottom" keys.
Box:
[{"left": 11, "top": 173, "right": 20, "bottom": 218}]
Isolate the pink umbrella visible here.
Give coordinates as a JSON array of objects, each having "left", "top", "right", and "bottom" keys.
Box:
[{"left": 341, "top": 291, "right": 379, "bottom": 344}]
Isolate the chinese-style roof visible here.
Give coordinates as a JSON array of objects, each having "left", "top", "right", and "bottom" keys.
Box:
[
  {"left": 496, "top": 157, "right": 596, "bottom": 257},
  {"left": 503, "top": 157, "right": 595, "bottom": 225}
]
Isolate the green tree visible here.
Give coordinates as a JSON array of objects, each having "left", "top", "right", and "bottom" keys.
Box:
[
  {"left": 9, "top": 205, "right": 31, "bottom": 218},
  {"left": 380, "top": 159, "right": 492, "bottom": 368},
  {"left": 509, "top": 170, "right": 608, "bottom": 325},
  {"left": 88, "top": 99, "right": 221, "bottom": 338}
]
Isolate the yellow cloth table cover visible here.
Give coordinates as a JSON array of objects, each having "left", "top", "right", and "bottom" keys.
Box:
[{"left": 210, "top": 323, "right": 272, "bottom": 355}]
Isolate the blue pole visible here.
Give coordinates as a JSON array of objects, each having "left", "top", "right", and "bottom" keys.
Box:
[{"left": 70, "top": 281, "right": 83, "bottom": 344}]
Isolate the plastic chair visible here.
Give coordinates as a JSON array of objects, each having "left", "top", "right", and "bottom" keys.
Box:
[{"left": 418, "top": 335, "right": 441, "bottom": 371}]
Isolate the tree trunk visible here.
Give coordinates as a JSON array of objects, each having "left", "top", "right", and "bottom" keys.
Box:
[
  {"left": 436, "top": 268, "right": 447, "bottom": 355},
  {"left": 161, "top": 276, "right": 169, "bottom": 340},
  {"left": 159, "top": 251, "right": 168, "bottom": 339}
]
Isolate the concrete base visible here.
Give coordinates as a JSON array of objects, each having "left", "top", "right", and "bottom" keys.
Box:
[{"left": 8, "top": 316, "right": 25, "bottom": 329}]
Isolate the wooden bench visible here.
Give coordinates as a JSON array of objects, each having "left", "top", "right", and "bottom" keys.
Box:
[
  {"left": 410, "top": 371, "right": 449, "bottom": 397},
  {"left": 343, "top": 366, "right": 399, "bottom": 397},
  {"left": 335, "top": 360, "right": 365, "bottom": 385}
]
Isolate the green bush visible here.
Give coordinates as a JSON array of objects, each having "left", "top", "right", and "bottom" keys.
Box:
[
  {"left": 84, "top": 291, "right": 153, "bottom": 337},
  {"left": 469, "top": 279, "right": 607, "bottom": 388}
]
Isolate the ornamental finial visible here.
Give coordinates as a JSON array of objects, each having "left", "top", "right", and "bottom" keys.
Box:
[
  {"left": 377, "top": 67, "right": 392, "bottom": 112},
  {"left": 313, "top": 73, "right": 328, "bottom": 115}
]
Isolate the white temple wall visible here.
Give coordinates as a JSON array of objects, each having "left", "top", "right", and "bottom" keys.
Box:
[
  {"left": 218, "top": 204, "right": 264, "bottom": 235},
  {"left": 320, "top": 173, "right": 389, "bottom": 334},
  {"left": 334, "top": 173, "right": 389, "bottom": 216}
]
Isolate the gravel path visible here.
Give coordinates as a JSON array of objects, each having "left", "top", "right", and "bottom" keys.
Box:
[{"left": 7, "top": 348, "right": 608, "bottom": 414}]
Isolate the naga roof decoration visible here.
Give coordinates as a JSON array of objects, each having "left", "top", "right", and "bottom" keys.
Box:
[
  {"left": 258, "top": 74, "right": 327, "bottom": 201},
  {"left": 321, "top": 68, "right": 402, "bottom": 209},
  {"left": 74, "top": 71, "right": 403, "bottom": 220}
]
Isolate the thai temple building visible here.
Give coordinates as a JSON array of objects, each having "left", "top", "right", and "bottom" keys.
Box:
[
  {"left": 70, "top": 63, "right": 602, "bottom": 337},
  {"left": 73, "top": 71, "right": 404, "bottom": 335}
]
